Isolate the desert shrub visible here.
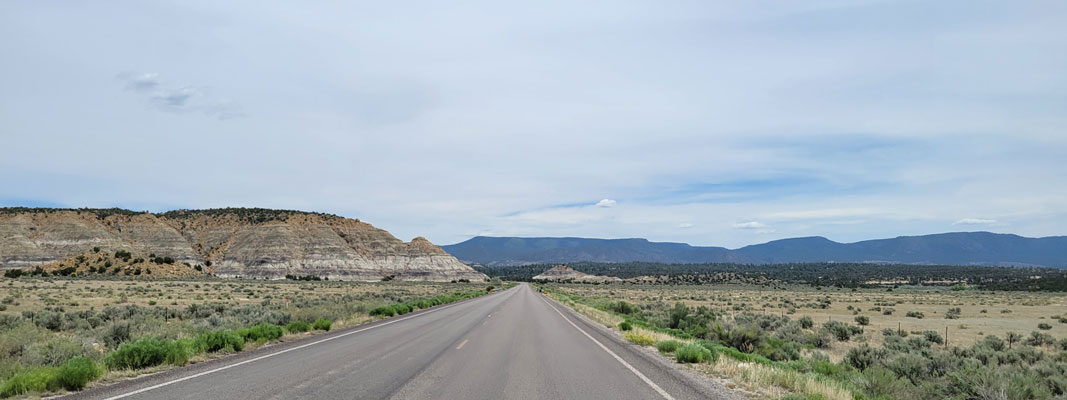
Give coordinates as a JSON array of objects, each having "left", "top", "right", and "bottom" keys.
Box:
[
  {"left": 883, "top": 352, "right": 930, "bottom": 384},
  {"left": 407, "top": 300, "right": 433, "bottom": 310},
  {"left": 618, "top": 321, "right": 633, "bottom": 331},
  {"left": 655, "top": 340, "right": 682, "bottom": 354},
  {"left": 882, "top": 307, "right": 895, "bottom": 315},
  {"left": 855, "top": 315, "right": 870, "bottom": 326},
  {"left": 845, "top": 344, "right": 885, "bottom": 370},
  {"left": 733, "top": 313, "right": 788, "bottom": 332},
  {"left": 624, "top": 332, "right": 655, "bottom": 346},
  {"left": 286, "top": 321, "right": 311, "bottom": 333},
  {"left": 923, "top": 330, "right": 945, "bottom": 345},
  {"left": 946, "top": 307, "right": 962, "bottom": 319},
  {"left": 105, "top": 338, "right": 188, "bottom": 370},
  {"left": 822, "top": 321, "right": 862, "bottom": 341},
  {"left": 979, "top": 335, "right": 1006, "bottom": 352},
  {"left": 22, "top": 336, "right": 91, "bottom": 367},
  {"left": 608, "top": 301, "right": 637, "bottom": 315},
  {"left": 237, "top": 323, "right": 284, "bottom": 342},
  {"left": 883, "top": 336, "right": 921, "bottom": 352},
  {"left": 312, "top": 318, "right": 332, "bottom": 331},
  {"left": 852, "top": 367, "right": 912, "bottom": 399},
  {"left": 369, "top": 305, "right": 395, "bottom": 317},
  {"left": 103, "top": 323, "right": 131, "bottom": 349},
  {"left": 906, "top": 311, "right": 925, "bottom": 319},
  {"left": 948, "top": 366, "right": 1051, "bottom": 400},
  {"left": 1031, "top": 360, "right": 1067, "bottom": 394},
  {"left": 1038, "top": 323, "right": 1052, "bottom": 330},
  {"left": 196, "top": 330, "right": 244, "bottom": 353},
  {"left": 771, "top": 321, "right": 804, "bottom": 342},
  {"left": 675, "top": 343, "right": 716, "bottom": 363},
  {"left": 802, "top": 329, "right": 833, "bottom": 349},
  {"left": 760, "top": 339, "right": 801, "bottom": 361},
  {"left": 798, "top": 316, "right": 813, "bottom": 329},
  {"left": 711, "top": 323, "right": 764, "bottom": 352},
  {"left": 55, "top": 357, "right": 102, "bottom": 390},
  {"left": 699, "top": 341, "right": 774, "bottom": 365},
  {"left": 1024, "top": 331, "right": 1055, "bottom": 347},
  {"left": 1002, "top": 346, "right": 1045, "bottom": 366},
  {"left": 0, "top": 366, "right": 59, "bottom": 397}
]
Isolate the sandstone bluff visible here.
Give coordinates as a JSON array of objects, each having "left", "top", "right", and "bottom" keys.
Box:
[
  {"left": 0, "top": 207, "right": 487, "bottom": 282},
  {"left": 531, "top": 265, "right": 621, "bottom": 283}
]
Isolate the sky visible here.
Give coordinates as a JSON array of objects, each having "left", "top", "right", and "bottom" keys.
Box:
[{"left": 1, "top": 1, "right": 1065, "bottom": 248}]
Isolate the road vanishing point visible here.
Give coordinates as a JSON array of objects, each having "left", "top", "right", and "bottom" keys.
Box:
[{"left": 66, "top": 284, "right": 736, "bottom": 400}]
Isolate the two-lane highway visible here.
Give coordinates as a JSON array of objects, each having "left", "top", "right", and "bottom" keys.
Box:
[{"left": 68, "top": 284, "right": 736, "bottom": 399}]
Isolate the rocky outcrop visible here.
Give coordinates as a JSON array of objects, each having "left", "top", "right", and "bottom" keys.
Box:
[
  {"left": 532, "top": 265, "right": 621, "bottom": 283},
  {"left": 0, "top": 208, "right": 487, "bottom": 282}
]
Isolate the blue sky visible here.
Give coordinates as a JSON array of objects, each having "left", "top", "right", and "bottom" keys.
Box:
[{"left": 1, "top": 1, "right": 1065, "bottom": 248}]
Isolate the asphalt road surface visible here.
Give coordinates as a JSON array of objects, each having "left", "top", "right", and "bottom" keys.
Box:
[{"left": 67, "top": 283, "right": 736, "bottom": 400}]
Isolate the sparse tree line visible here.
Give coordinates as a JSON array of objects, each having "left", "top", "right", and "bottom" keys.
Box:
[
  {"left": 477, "top": 262, "right": 1067, "bottom": 291},
  {"left": 2, "top": 248, "right": 208, "bottom": 280},
  {"left": 0, "top": 207, "right": 341, "bottom": 224}
]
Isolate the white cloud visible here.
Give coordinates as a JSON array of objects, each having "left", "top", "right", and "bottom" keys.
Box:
[
  {"left": 953, "top": 218, "right": 997, "bottom": 225},
  {"left": 595, "top": 199, "right": 617, "bottom": 208},
  {"left": 733, "top": 221, "right": 766, "bottom": 229},
  {"left": 677, "top": 222, "right": 694, "bottom": 229},
  {"left": 117, "top": 72, "right": 243, "bottom": 119}
]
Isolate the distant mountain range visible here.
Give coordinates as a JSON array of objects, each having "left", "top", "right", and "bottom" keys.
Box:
[{"left": 442, "top": 232, "right": 1067, "bottom": 268}]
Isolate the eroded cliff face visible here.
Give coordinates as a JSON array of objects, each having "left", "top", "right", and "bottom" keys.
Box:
[{"left": 0, "top": 208, "right": 487, "bottom": 282}]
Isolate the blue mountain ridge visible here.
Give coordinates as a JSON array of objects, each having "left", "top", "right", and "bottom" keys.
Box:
[{"left": 442, "top": 232, "right": 1067, "bottom": 268}]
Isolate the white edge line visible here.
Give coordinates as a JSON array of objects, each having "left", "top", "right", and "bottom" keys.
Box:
[
  {"left": 539, "top": 293, "right": 675, "bottom": 400},
  {"left": 103, "top": 289, "right": 507, "bottom": 400}
]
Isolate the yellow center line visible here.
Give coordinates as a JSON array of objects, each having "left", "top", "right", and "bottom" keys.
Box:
[{"left": 456, "top": 339, "right": 469, "bottom": 350}]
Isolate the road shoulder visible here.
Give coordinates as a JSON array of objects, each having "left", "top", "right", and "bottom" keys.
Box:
[{"left": 543, "top": 292, "right": 748, "bottom": 400}]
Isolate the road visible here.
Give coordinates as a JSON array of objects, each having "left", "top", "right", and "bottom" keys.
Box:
[{"left": 68, "top": 283, "right": 735, "bottom": 400}]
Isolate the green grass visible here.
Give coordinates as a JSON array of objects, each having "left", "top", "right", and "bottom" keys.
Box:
[
  {"left": 655, "top": 340, "right": 682, "bottom": 354},
  {"left": 369, "top": 289, "right": 497, "bottom": 318},
  {"left": 286, "top": 321, "right": 311, "bottom": 333},
  {"left": 0, "top": 366, "right": 59, "bottom": 398},
  {"left": 55, "top": 357, "right": 102, "bottom": 390},
  {"left": 105, "top": 338, "right": 188, "bottom": 370},
  {"left": 196, "top": 330, "right": 245, "bottom": 353},
  {"left": 312, "top": 318, "right": 332, "bottom": 331},
  {"left": 0, "top": 357, "right": 103, "bottom": 398},
  {"left": 237, "top": 323, "right": 284, "bottom": 342},
  {"left": 676, "top": 343, "right": 717, "bottom": 363}
]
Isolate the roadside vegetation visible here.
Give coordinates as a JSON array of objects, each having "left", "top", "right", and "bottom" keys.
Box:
[
  {"left": 0, "top": 277, "right": 503, "bottom": 398},
  {"left": 545, "top": 283, "right": 1067, "bottom": 399}
]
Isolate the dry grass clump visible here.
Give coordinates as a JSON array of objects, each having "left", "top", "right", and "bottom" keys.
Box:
[{"left": 704, "top": 358, "right": 853, "bottom": 400}]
